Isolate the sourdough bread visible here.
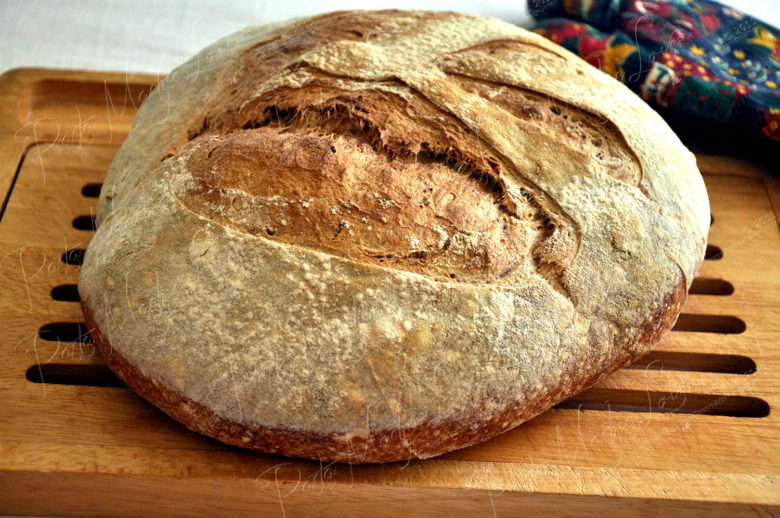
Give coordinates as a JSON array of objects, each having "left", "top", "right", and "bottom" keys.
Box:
[{"left": 79, "top": 10, "right": 709, "bottom": 463}]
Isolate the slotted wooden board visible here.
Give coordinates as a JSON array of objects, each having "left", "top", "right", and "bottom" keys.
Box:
[{"left": 0, "top": 68, "right": 778, "bottom": 517}]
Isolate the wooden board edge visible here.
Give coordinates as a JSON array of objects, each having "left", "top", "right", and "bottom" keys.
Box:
[
  {"left": 1, "top": 470, "right": 778, "bottom": 518},
  {"left": 694, "top": 154, "right": 780, "bottom": 229},
  {"left": 695, "top": 154, "right": 775, "bottom": 177},
  {"left": 0, "top": 66, "right": 161, "bottom": 92},
  {"left": 0, "top": 68, "right": 161, "bottom": 207},
  {"left": 1, "top": 441, "right": 778, "bottom": 507},
  {"left": 761, "top": 173, "right": 780, "bottom": 225}
]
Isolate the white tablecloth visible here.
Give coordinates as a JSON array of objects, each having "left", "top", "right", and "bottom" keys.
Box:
[{"left": 1, "top": 0, "right": 778, "bottom": 76}]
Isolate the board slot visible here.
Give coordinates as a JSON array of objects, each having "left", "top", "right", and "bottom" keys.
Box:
[
  {"left": 72, "top": 215, "right": 96, "bottom": 231},
  {"left": 705, "top": 244, "right": 723, "bottom": 260},
  {"left": 672, "top": 314, "right": 746, "bottom": 334},
  {"left": 81, "top": 183, "right": 102, "bottom": 197},
  {"left": 50, "top": 284, "right": 80, "bottom": 302},
  {"left": 25, "top": 363, "right": 771, "bottom": 419},
  {"left": 688, "top": 278, "right": 734, "bottom": 295},
  {"left": 25, "top": 363, "right": 125, "bottom": 388},
  {"left": 627, "top": 351, "right": 755, "bottom": 374},
  {"left": 61, "top": 248, "right": 86, "bottom": 265},
  {"left": 38, "top": 322, "right": 93, "bottom": 344},
  {"left": 557, "top": 388, "right": 769, "bottom": 418}
]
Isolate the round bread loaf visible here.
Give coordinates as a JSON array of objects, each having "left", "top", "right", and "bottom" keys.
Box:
[{"left": 79, "top": 10, "right": 710, "bottom": 463}]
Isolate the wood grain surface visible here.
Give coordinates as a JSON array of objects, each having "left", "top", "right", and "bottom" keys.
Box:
[{"left": 0, "top": 68, "right": 778, "bottom": 517}]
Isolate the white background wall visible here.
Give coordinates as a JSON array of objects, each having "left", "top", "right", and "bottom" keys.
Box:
[{"left": 0, "top": 0, "right": 778, "bottom": 75}]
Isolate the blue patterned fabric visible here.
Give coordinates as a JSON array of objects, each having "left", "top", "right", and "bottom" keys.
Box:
[{"left": 530, "top": 0, "right": 780, "bottom": 141}]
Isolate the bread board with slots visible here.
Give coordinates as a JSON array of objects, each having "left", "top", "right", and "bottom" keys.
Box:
[{"left": 0, "top": 67, "right": 778, "bottom": 517}]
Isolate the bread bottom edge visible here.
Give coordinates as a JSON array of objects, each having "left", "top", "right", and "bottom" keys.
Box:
[{"left": 80, "top": 276, "right": 686, "bottom": 464}]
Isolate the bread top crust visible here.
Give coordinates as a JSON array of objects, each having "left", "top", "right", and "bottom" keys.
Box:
[{"left": 81, "top": 11, "right": 709, "bottom": 438}]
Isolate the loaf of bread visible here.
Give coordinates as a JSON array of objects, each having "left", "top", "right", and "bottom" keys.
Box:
[{"left": 79, "top": 10, "right": 709, "bottom": 463}]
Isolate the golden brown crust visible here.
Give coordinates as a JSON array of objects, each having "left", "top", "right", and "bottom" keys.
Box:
[
  {"left": 182, "top": 125, "right": 548, "bottom": 285},
  {"left": 80, "top": 10, "right": 709, "bottom": 464}
]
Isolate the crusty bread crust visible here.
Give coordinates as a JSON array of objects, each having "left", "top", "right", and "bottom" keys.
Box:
[
  {"left": 83, "top": 275, "right": 685, "bottom": 463},
  {"left": 79, "top": 10, "right": 708, "bottom": 463}
]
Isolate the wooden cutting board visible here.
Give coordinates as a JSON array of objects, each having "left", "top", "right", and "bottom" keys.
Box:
[{"left": 0, "top": 68, "right": 778, "bottom": 517}]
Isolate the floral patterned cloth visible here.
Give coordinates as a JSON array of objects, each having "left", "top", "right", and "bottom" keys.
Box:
[{"left": 530, "top": 0, "right": 780, "bottom": 141}]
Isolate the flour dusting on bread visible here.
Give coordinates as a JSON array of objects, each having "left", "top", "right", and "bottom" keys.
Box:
[{"left": 81, "top": 10, "right": 708, "bottom": 463}]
